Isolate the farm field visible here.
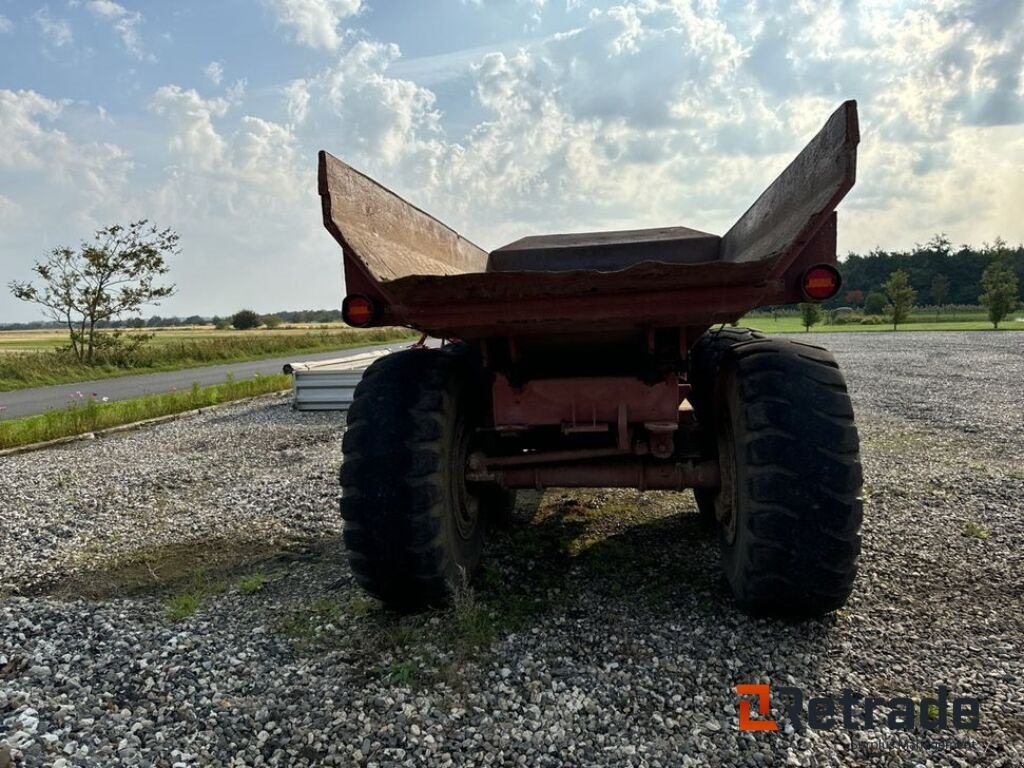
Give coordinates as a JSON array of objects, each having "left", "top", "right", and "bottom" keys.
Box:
[
  {"left": 1, "top": 332, "right": 1021, "bottom": 766},
  {"left": 0, "top": 326, "right": 416, "bottom": 391},
  {"left": 0, "top": 324, "right": 360, "bottom": 353}
]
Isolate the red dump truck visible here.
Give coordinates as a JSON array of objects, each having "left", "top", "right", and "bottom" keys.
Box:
[{"left": 320, "top": 100, "right": 863, "bottom": 617}]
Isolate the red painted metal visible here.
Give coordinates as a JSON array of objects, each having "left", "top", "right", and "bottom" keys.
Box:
[
  {"left": 477, "top": 447, "right": 631, "bottom": 468},
  {"left": 492, "top": 374, "right": 684, "bottom": 430},
  {"left": 487, "top": 460, "right": 720, "bottom": 490}
]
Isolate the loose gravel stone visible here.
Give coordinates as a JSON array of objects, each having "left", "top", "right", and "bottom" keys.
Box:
[{"left": 1, "top": 332, "right": 1022, "bottom": 766}]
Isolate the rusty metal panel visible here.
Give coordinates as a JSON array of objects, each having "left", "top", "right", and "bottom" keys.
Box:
[
  {"left": 488, "top": 226, "right": 721, "bottom": 272},
  {"left": 318, "top": 100, "right": 859, "bottom": 339},
  {"left": 319, "top": 153, "right": 488, "bottom": 281},
  {"left": 492, "top": 374, "right": 680, "bottom": 429},
  {"left": 721, "top": 100, "right": 858, "bottom": 265}
]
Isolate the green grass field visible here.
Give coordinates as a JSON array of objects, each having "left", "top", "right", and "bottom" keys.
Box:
[
  {"left": 0, "top": 326, "right": 417, "bottom": 392},
  {"left": 737, "top": 313, "right": 1024, "bottom": 333},
  {"left": 0, "top": 375, "right": 292, "bottom": 451},
  {"left": 0, "top": 324, "right": 363, "bottom": 353}
]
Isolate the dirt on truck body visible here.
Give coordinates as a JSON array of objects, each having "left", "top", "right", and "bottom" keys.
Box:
[{"left": 320, "top": 100, "right": 863, "bottom": 618}]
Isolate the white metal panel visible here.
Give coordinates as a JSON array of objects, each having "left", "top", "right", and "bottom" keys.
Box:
[{"left": 288, "top": 351, "right": 390, "bottom": 411}]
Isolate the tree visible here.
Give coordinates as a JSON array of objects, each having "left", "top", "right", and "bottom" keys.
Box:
[
  {"left": 232, "top": 309, "right": 261, "bottom": 330},
  {"left": 262, "top": 314, "right": 283, "bottom": 330},
  {"left": 799, "top": 302, "right": 822, "bottom": 332},
  {"left": 9, "top": 221, "right": 177, "bottom": 363},
  {"left": 882, "top": 270, "right": 916, "bottom": 330},
  {"left": 930, "top": 274, "right": 949, "bottom": 318},
  {"left": 864, "top": 292, "right": 887, "bottom": 315},
  {"left": 979, "top": 256, "right": 1020, "bottom": 329}
]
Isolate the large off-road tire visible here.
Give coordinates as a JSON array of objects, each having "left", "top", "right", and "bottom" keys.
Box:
[
  {"left": 340, "top": 346, "right": 495, "bottom": 610},
  {"left": 707, "top": 338, "right": 863, "bottom": 617},
  {"left": 689, "top": 326, "right": 766, "bottom": 523}
]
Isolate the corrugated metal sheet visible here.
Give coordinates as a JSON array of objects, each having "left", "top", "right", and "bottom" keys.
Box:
[{"left": 287, "top": 351, "right": 389, "bottom": 411}]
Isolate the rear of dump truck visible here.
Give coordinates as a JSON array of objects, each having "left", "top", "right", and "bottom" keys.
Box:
[{"left": 320, "top": 101, "right": 863, "bottom": 618}]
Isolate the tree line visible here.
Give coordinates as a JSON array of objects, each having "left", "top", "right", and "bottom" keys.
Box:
[
  {"left": 798, "top": 239, "right": 1020, "bottom": 330},
  {"left": 830, "top": 235, "right": 1024, "bottom": 308}
]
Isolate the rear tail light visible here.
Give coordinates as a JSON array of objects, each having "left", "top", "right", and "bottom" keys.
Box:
[
  {"left": 342, "top": 294, "right": 377, "bottom": 327},
  {"left": 801, "top": 264, "right": 842, "bottom": 301}
]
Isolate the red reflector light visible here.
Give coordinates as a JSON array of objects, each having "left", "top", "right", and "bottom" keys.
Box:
[
  {"left": 342, "top": 295, "right": 376, "bottom": 327},
  {"left": 801, "top": 265, "right": 842, "bottom": 301}
]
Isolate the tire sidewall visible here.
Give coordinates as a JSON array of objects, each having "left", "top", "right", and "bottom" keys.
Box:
[
  {"left": 439, "top": 368, "right": 485, "bottom": 584},
  {"left": 714, "top": 364, "right": 752, "bottom": 594}
]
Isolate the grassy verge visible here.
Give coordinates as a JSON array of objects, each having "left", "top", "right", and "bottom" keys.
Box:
[
  {"left": 0, "top": 374, "right": 291, "bottom": 451},
  {"left": 0, "top": 327, "right": 415, "bottom": 392},
  {"left": 738, "top": 315, "right": 1024, "bottom": 333}
]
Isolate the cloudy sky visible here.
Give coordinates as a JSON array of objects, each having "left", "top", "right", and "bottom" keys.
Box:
[{"left": 1, "top": 0, "right": 1022, "bottom": 322}]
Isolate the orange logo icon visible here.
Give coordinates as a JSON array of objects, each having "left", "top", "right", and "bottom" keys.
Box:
[{"left": 736, "top": 684, "right": 779, "bottom": 731}]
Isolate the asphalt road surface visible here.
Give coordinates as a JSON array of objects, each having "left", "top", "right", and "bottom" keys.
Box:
[{"left": 0, "top": 342, "right": 407, "bottom": 420}]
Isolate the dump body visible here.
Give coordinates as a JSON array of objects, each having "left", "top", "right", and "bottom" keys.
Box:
[
  {"left": 320, "top": 101, "right": 858, "bottom": 340},
  {"left": 328, "top": 101, "right": 865, "bottom": 617}
]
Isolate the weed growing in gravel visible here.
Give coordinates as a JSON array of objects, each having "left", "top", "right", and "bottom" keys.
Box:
[
  {"left": 450, "top": 589, "right": 497, "bottom": 653},
  {"left": 279, "top": 597, "right": 345, "bottom": 647},
  {"left": 166, "top": 593, "right": 201, "bottom": 621},
  {"left": 164, "top": 570, "right": 228, "bottom": 621},
  {"left": 349, "top": 596, "right": 380, "bottom": 618},
  {"left": 238, "top": 572, "right": 267, "bottom": 594},
  {"left": 383, "top": 661, "right": 418, "bottom": 686},
  {"left": 962, "top": 521, "right": 990, "bottom": 540}
]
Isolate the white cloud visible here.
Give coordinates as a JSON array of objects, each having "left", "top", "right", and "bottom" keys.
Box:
[
  {"left": 149, "top": 86, "right": 230, "bottom": 169},
  {"left": 283, "top": 79, "right": 311, "bottom": 126},
  {"left": 263, "top": 0, "right": 363, "bottom": 50},
  {"left": 86, "top": 0, "right": 127, "bottom": 17},
  {"left": 0, "top": 15, "right": 13, "bottom": 34},
  {"left": 0, "top": 194, "right": 22, "bottom": 222},
  {"left": 0, "top": 89, "right": 133, "bottom": 237},
  {"left": 321, "top": 41, "right": 443, "bottom": 168},
  {"left": 205, "top": 61, "right": 224, "bottom": 86},
  {"left": 85, "top": 0, "right": 151, "bottom": 60},
  {"left": 462, "top": 0, "right": 548, "bottom": 30},
  {"left": 34, "top": 8, "right": 73, "bottom": 47},
  {"left": 293, "top": 0, "right": 1023, "bottom": 255},
  {"left": 145, "top": 84, "right": 326, "bottom": 319},
  {"left": 226, "top": 79, "right": 248, "bottom": 103}
]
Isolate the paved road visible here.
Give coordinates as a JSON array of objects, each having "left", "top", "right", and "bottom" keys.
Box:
[{"left": 0, "top": 342, "right": 408, "bottom": 420}]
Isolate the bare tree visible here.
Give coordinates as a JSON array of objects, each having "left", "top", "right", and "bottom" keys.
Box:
[{"left": 9, "top": 221, "right": 178, "bottom": 363}]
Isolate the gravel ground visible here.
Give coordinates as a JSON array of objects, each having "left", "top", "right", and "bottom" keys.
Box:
[{"left": 1, "top": 331, "right": 1022, "bottom": 767}]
